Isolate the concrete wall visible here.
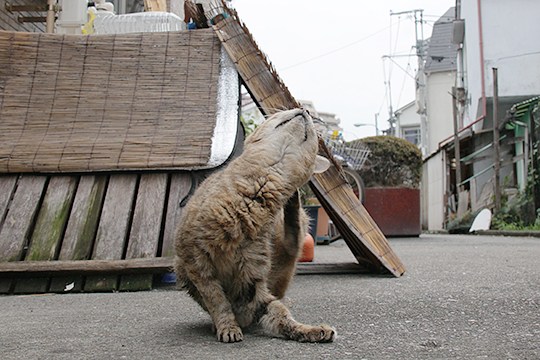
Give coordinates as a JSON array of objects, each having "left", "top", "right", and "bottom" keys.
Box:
[
  {"left": 425, "top": 71, "right": 456, "bottom": 154},
  {"left": 422, "top": 151, "right": 447, "bottom": 230}
]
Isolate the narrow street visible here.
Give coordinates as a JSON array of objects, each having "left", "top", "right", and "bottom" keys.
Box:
[{"left": 1, "top": 234, "right": 538, "bottom": 359}]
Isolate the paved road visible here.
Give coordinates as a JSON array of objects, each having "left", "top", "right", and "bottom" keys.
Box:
[{"left": 1, "top": 234, "right": 539, "bottom": 359}]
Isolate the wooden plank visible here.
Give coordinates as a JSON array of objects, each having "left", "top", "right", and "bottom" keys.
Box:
[
  {"left": 0, "top": 257, "right": 174, "bottom": 277},
  {"left": 0, "top": 175, "right": 18, "bottom": 228},
  {"left": 161, "top": 173, "right": 193, "bottom": 257},
  {"left": 84, "top": 174, "right": 137, "bottom": 292},
  {"left": 0, "top": 175, "right": 17, "bottom": 292},
  {"left": 119, "top": 173, "right": 167, "bottom": 291},
  {"left": 296, "top": 262, "right": 372, "bottom": 275},
  {"left": 14, "top": 176, "right": 77, "bottom": 294},
  {"left": 49, "top": 175, "right": 107, "bottom": 293},
  {"left": 0, "top": 176, "right": 47, "bottom": 261},
  {"left": 0, "top": 176, "right": 47, "bottom": 293},
  {"left": 0, "top": 259, "right": 369, "bottom": 277}
]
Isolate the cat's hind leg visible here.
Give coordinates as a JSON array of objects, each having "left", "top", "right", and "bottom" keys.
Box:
[{"left": 258, "top": 300, "right": 336, "bottom": 343}]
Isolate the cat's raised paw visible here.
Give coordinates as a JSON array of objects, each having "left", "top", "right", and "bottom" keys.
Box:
[{"left": 217, "top": 325, "right": 244, "bottom": 343}]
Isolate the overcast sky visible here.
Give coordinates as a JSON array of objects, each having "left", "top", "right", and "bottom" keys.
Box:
[{"left": 232, "top": 0, "right": 455, "bottom": 139}]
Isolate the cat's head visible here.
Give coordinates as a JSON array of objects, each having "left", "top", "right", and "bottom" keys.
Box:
[{"left": 244, "top": 108, "right": 330, "bottom": 187}]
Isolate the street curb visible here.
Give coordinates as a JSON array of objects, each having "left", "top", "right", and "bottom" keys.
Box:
[
  {"left": 422, "top": 230, "right": 540, "bottom": 238},
  {"left": 473, "top": 230, "right": 540, "bottom": 238}
]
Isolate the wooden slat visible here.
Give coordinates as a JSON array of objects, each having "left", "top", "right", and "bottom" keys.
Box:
[
  {"left": 84, "top": 174, "right": 137, "bottom": 292},
  {"left": 14, "top": 176, "right": 77, "bottom": 293},
  {"left": 0, "top": 257, "right": 174, "bottom": 277},
  {"left": 0, "top": 175, "right": 47, "bottom": 293},
  {"left": 0, "top": 259, "right": 371, "bottom": 278},
  {"left": 24, "top": 176, "right": 78, "bottom": 261},
  {"left": 119, "top": 173, "right": 167, "bottom": 291},
  {"left": 296, "top": 262, "right": 371, "bottom": 275},
  {"left": 161, "top": 173, "right": 193, "bottom": 257},
  {"left": 0, "top": 175, "right": 18, "bottom": 227},
  {"left": 0, "top": 176, "right": 48, "bottom": 260},
  {"left": 49, "top": 175, "right": 107, "bottom": 293}
]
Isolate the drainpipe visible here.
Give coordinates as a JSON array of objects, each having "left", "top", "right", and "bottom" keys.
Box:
[
  {"left": 476, "top": 0, "right": 487, "bottom": 124},
  {"left": 492, "top": 68, "right": 501, "bottom": 213}
]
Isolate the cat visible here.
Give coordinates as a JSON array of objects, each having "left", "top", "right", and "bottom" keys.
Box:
[{"left": 174, "top": 108, "right": 335, "bottom": 343}]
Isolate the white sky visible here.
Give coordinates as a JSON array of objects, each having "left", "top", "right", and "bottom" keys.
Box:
[{"left": 232, "top": 0, "right": 455, "bottom": 140}]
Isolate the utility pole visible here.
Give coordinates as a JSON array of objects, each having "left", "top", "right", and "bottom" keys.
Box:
[
  {"left": 385, "top": 76, "right": 395, "bottom": 135},
  {"left": 390, "top": 9, "right": 427, "bottom": 154}
]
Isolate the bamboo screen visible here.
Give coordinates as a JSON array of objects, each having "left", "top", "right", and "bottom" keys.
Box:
[
  {"left": 211, "top": 3, "right": 406, "bottom": 277},
  {"left": 0, "top": 29, "right": 230, "bottom": 173}
]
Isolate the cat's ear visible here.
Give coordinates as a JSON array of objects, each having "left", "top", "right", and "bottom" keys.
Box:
[{"left": 313, "top": 155, "right": 331, "bottom": 174}]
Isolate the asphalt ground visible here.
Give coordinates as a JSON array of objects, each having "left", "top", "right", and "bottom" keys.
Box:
[{"left": 1, "top": 234, "right": 539, "bottom": 359}]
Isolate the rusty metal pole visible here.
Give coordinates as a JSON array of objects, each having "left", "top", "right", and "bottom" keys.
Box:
[
  {"left": 46, "top": 0, "right": 56, "bottom": 33},
  {"left": 492, "top": 68, "right": 501, "bottom": 212}
]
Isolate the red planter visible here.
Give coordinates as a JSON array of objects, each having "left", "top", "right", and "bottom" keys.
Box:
[{"left": 364, "top": 187, "right": 421, "bottom": 237}]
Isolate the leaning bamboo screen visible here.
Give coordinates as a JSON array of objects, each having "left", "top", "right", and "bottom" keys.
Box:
[
  {"left": 213, "top": 15, "right": 299, "bottom": 113},
  {"left": 212, "top": 4, "right": 405, "bottom": 276},
  {"left": 0, "top": 29, "right": 225, "bottom": 173}
]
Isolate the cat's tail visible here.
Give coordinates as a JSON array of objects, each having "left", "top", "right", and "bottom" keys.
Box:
[{"left": 258, "top": 300, "right": 336, "bottom": 343}]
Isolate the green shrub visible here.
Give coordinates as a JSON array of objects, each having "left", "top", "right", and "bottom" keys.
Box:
[
  {"left": 354, "top": 136, "right": 422, "bottom": 188},
  {"left": 491, "top": 172, "right": 540, "bottom": 230}
]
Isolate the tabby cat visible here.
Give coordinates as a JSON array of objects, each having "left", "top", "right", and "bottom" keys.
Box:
[{"left": 175, "top": 108, "right": 335, "bottom": 343}]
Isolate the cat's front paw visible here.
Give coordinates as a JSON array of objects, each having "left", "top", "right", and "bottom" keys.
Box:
[
  {"left": 217, "top": 324, "right": 244, "bottom": 343},
  {"left": 295, "top": 324, "right": 336, "bottom": 343}
]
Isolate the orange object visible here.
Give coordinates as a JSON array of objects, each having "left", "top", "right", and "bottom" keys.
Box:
[{"left": 298, "top": 234, "right": 315, "bottom": 262}]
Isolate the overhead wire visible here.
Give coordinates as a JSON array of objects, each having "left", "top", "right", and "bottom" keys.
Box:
[
  {"left": 396, "top": 48, "right": 415, "bottom": 108},
  {"left": 280, "top": 18, "right": 403, "bottom": 71}
]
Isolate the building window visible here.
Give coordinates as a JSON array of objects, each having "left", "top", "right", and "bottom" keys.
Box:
[{"left": 402, "top": 126, "right": 421, "bottom": 146}]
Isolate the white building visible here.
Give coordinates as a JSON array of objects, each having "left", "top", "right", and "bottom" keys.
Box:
[
  {"left": 395, "top": 101, "right": 421, "bottom": 146},
  {"left": 459, "top": 0, "right": 540, "bottom": 129},
  {"left": 421, "top": 7, "right": 458, "bottom": 230},
  {"left": 452, "top": 0, "right": 540, "bottom": 219},
  {"left": 420, "top": 0, "right": 540, "bottom": 230}
]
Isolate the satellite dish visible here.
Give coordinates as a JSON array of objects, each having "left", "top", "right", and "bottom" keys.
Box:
[{"left": 469, "top": 208, "right": 492, "bottom": 232}]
